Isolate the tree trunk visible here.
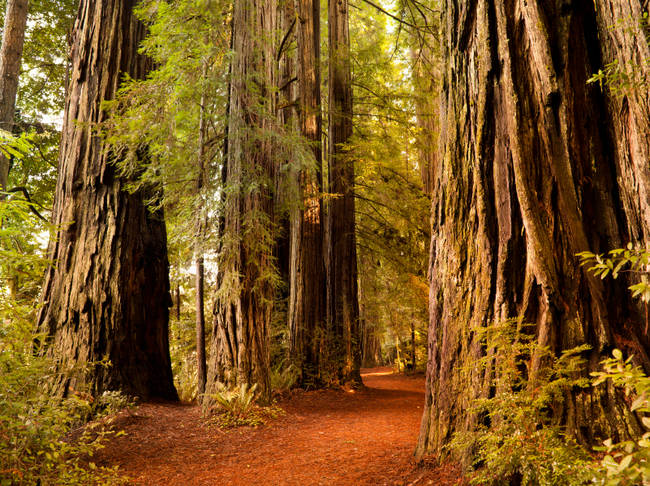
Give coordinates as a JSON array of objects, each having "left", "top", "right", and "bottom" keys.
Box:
[
  {"left": 416, "top": 0, "right": 650, "bottom": 460},
  {"left": 36, "top": 0, "right": 177, "bottom": 400},
  {"left": 0, "top": 0, "right": 28, "bottom": 191},
  {"left": 288, "top": 0, "right": 326, "bottom": 385},
  {"left": 203, "top": 0, "right": 277, "bottom": 403},
  {"left": 195, "top": 72, "right": 208, "bottom": 396},
  {"left": 195, "top": 255, "right": 207, "bottom": 394},
  {"left": 176, "top": 282, "right": 181, "bottom": 321},
  {"left": 410, "top": 321, "right": 416, "bottom": 372},
  {"left": 326, "top": 0, "right": 362, "bottom": 386}
]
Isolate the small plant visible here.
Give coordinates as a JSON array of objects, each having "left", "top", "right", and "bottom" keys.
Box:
[
  {"left": 207, "top": 382, "right": 283, "bottom": 428},
  {"left": 270, "top": 363, "right": 300, "bottom": 393},
  {"left": 578, "top": 244, "right": 650, "bottom": 303}
]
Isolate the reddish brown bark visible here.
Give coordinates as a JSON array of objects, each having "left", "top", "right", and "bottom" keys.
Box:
[
  {"left": 37, "top": 0, "right": 176, "bottom": 400},
  {"left": 417, "top": 0, "right": 650, "bottom": 459},
  {"left": 204, "top": 0, "right": 277, "bottom": 403},
  {"left": 288, "top": 0, "right": 327, "bottom": 384},
  {"left": 326, "top": 0, "right": 362, "bottom": 386}
]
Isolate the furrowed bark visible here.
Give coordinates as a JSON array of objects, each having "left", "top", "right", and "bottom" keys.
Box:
[
  {"left": 37, "top": 0, "right": 177, "bottom": 400},
  {"left": 417, "top": 0, "right": 650, "bottom": 460},
  {"left": 326, "top": 0, "right": 362, "bottom": 386},
  {"left": 288, "top": 0, "right": 327, "bottom": 385},
  {"left": 204, "top": 0, "right": 277, "bottom": 403}
]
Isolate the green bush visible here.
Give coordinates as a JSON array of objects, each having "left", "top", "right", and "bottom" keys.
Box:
[
  {"left": 0, "top": 317, "right": 127, "bottom": 485},
  {"left": 450, "top": 320, "right": 598, "bottom": 485},
  {"left": 592, "top": 350, "right": 650, "bottom": 485}
]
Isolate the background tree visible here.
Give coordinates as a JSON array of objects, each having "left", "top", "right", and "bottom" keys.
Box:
[
  {"left": 416, "top": 0, "right": 650, "bottom": 460},
  {"left": 0, "top": 0, "right": 27, "bottom": 192},
  {"left": 37, "top": 0, "right": 177, "bottom": 400}
]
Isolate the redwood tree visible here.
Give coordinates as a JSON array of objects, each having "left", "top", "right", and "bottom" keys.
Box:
[
  {"left": 204, "top": 0, "right": 277, "bottom": 402},
  {"left": 416, "top": 0, "right": 650, "bottom": 459},
  {"left": 37, "top": 0, "right": 177, "bottom": 400},
  {"left": 0, "top": 0, "right": 29, "bottom": 191},
  {"left": 288, "top": 0, "right": 327, "bottom": 384},
  {"left": 326, "top": 0, "right": 362, "bottom": 385}
]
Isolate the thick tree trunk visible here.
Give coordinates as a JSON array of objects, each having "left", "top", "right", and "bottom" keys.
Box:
[
  {"left": 416, "top": 0, "right": 650, "bottom": 460},
  {"left": 204, "top": 0, "right": 277, "bottom": 403},
  {"left": 37, "top": 0, "right": 177, "bottom": 400},
  {"left": 326, "top": 0, "right": 362, "bottom": 386},
  {"left": 0, "top": 0, "right": 28, "bottom": 191},
  {"left": 288, "top": 0, "right": 326, "bottom": 385}
]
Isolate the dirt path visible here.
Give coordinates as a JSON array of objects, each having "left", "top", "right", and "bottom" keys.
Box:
[{"left": 97, "top": 368, "right": 462, "bottom": 485}]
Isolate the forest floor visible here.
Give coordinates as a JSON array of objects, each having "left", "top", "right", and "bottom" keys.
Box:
[{"left": 95, "top": 367, "right": 464, "bottom": 485}]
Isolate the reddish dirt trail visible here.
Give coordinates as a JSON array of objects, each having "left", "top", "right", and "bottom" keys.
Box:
[{"left": 97, "top": 368, "right": 462, "bottom": 485}]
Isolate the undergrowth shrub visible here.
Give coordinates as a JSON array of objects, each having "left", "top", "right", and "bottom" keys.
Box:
[
  {"left": 207, "top": 382, "right": 283, "bottom": 428},
  {"left": 450, "top": 320, "right": 598, "bottom": 485},
  {"left": 270, "top": 362, "right": 300, "bottom": 393},
  {"left": 592, "top": 351, "right": 650, "bottom": 485},
  {"left": 0, "top": 312, "right": 127, "bottom": 485}
]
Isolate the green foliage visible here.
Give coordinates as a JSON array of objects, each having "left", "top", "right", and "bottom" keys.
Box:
[
  {"left": 0, "top": 321, "right": 128, "bottom": 485},
  {"left": 270, "top": 362, "right": 300, "bottom": 394},
  {"left": 169, "top": 309, "right": 199, "bottom": 402},
  {"left": 588, "top": 12, "right": 650, "bottom": 97},
  {"left": 591, "top": 350, "right": 650, "bottom": 485},
  {"left": 350, "top": 0, "right": 431, "bottom": 367},
  {"left": 207, "top": 383, "right": 283, "bottom": 428},
  {"left": 578, "top": 244, "right": 650, "bottom": 303},
  {"left": 0, "top": 0, "right": 76, "bottom": 118},
  {"left": 450, "top": 320, "right": 597, "bottom": 485}
]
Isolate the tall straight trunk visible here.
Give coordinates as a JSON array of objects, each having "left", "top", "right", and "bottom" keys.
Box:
[
  {"left": 195, "top": 80, "right": 208, "bottom": 395},
  {"left": 195, "top": 255, "right": 206, "bottom": 393},
  {"left": 176, "top": 283, "right": 181, "bottom": 321},
  {"left": 276, "top": 0, "right": 297, "bottom": 367},
  {"left": 326, "top": 0, "right": 361, "bottom": 386},
  {"left": 288, "top": 0, "right": 326, "bottom": 384},
  {"left": 204, "top": 0, "right": 277, "bottom": 403},
  {"left": 417, "top": 0, "right": 650, "bottom": 459},
  {"left": 0, "top": 0, "right": 29, "bottom": 191},
  {"left": 410, "top": 321, "right": 416, "bottom": 371},
  {"left": 37, "top": 0, "right": 177, "bottom": 400}
]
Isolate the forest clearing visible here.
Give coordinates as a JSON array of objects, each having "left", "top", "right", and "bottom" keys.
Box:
[{"left": 1, "top": 0, "right": 650, "bottom": 484}]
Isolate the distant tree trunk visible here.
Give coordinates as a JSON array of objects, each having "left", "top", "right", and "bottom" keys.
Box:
[
  {"left": 195, "top": 255, "right": 206, "bottom": 393},
  {"left": 326, "top": 0, "right": 362, "bottom": 386},
  {"left": 37, "top": 0, "right": 177, "bottom": 400},
  {"left": 176, "top": 283, "right": 181, "bottom": 321},
  {"left": 417, "top": 0, "right": 650, "bottom": 460},
  {"left": 410, "top": 322, "right": 415, "bottom": 372},
  {"left": 195, "top": 82, "right": 208, "bottom": 395},
  {"left": 288, "top": 0, "right": 326, "bottom": 385},
  {"left": 0, "top": 0, "right": 29, "bottom": 191},
  {"left": 203, "top": 0, "right": 277, "bottom": 403},
  {"left": 411, "top": 44, "right": 439, "bottom": 197}
]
